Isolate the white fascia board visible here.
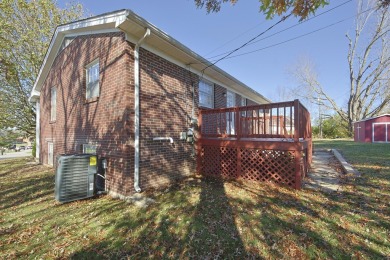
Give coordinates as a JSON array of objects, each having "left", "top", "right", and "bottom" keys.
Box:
[
  {"left": 29, "top": 89, "right": 41, "bottom": 103},
  {"left": 137, "top": 40, "right": 253, "bottom": 101},
  {"left": 123, "top": 10, "right": 270, "bottom": 104},
  {"left": 353, "top": 114, "right": 390, "bottom": 123},
  {"left": 64, "top": 28, "right": 121, "bottom": 38},
  {"left": 29, "top": 11, "right": 128, "bottom": 101},
  {"left": 125, "top": 32, "right": 268, "bottom": 104}
]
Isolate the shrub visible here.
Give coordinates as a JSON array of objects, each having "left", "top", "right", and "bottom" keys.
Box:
[{"left": 32, "top": 140, "right": 36, "bottom": 158}]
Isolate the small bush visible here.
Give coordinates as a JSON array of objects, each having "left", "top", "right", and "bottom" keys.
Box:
[{"left": 32, "top": 140, "right": 36, "bottom": 158}]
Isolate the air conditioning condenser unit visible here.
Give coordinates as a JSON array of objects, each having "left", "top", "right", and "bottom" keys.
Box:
[{"left": 55, "top": 154, "right": 97, "bottom": 203}]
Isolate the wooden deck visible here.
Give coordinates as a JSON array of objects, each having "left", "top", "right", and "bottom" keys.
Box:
[{"left": 197, "top": 100, "right": 312, "bottom": 189}]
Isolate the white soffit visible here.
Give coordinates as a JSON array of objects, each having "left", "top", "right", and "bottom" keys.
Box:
[
  {"left": 31, "top": 9, "right": 269, "bottom": 104},
  {"left": 119, "top": 11, "right": 269, "bottom": 104},
  {"left": 30, "top": 11, "right": 128, "bottom": 99}
]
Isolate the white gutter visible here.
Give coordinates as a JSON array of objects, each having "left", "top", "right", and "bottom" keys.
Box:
[{"left": 134, "top": 28, "right": 150, "bottom": 193}]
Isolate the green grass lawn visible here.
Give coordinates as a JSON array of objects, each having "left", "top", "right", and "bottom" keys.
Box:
[{"left": 0, "top": 139, "right": 389, "bottom": 259}]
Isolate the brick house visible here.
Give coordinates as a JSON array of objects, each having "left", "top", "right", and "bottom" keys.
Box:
[{"left": 29, "top": 10, "right": 269, "bottom": 197}]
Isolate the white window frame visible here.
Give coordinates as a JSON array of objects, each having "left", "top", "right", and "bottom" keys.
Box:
[
  {"left": 50, "top": 87, "right": 56, "bottom": 121},
  {"left": 83, "top": 144, "right": 97, "bottom": 154},
  {"left": 199, "top": 80, "right": 214, "bottom": 108},
  {"left": 86, "top": 59, "right": 100, "bottom": 99},
  {"left": 226, "top": 91, "right": 235, "bottom": 108},
  {"left": 240, "top": 97, "right": 247, "bottom": 117},
  {"left": 226, "top": 91, "right": 236, "bottom": 135},
  {"left": 240, "top": 97, "right": 246, "bottom": 107},
  {"left": 372, "top": 122, "right": 390, "bottom": 143}
]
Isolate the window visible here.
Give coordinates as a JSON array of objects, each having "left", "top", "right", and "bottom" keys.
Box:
[
  {"left": 226, "top": 91, "right": 235, "bottom": 107},
  {"left": 86, "top": 60, "right": 99, "bottom": 99},
  {"left": 240, "top": 97, "right": 246, "bottom": 107},
  {"left": 240, "top": 97, "right": 247, "bottom": 117},
  {"left": 50, "top": 87, "right": 56, "bottom": 121},
  {"left": 83, "top": 144, "right": 97, "bottom": 154},
  {"left": 226, "top": 91, "right": 235, "bottom": 135},
  {"left": 199, "top": 80, "right": 214, "bottom": 108}
]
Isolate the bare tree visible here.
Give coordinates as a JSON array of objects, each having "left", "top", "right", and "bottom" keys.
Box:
[{"left": 292, "top": 0, "right": 389, "bottom": 134}]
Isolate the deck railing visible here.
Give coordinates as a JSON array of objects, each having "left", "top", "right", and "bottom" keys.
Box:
[
  {"left": 199, "top": 99, "right": 311, "bottom": 141},
  {"left": 197, "top": 99, "right": 312, "bottom": 189}
]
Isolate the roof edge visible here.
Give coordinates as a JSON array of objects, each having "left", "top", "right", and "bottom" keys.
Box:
[
  {"left": 353, "top": 114, "right": 390, "bottom": 123},
  {"left": 124, "top": 9, "right": 269, "bottom": 103},
  {"left": 30, "top": 9, "right": 270, "bottom": 104}
]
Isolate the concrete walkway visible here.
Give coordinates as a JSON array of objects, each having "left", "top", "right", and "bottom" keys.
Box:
[
  {"left": 304, "top": 150, "right": 343, "bottom": 192},
  {"left": 0, "top": 150, "right": 32, "bottom": 160}
]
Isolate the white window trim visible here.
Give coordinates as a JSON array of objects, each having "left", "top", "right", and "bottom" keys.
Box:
[
  {"left": 372, "top": 122, "right": 390, "bottom": 143},
  {"left": 241, "top": 97, "right": 246, "bottom": 107},
  {"left": 199, "top": 79, "right": 214, "bottom": 108},
  {"left": 240, "top": 97, "right": 247, "bottom": 117},
  {"left": 83, "top": 144, "right": 97, "bottom": 154},
  {"left": 226, "top": 91, "right": 235, "bottom": 108},
  {"left": 86, "top": 59, "right": 100, "bottom": 99}
]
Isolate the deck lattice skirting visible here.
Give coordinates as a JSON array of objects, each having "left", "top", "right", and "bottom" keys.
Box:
[{"left": 197, "top": 100, "right": 312, "bottom": 189}]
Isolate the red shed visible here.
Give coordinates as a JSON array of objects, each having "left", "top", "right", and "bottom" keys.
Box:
[{"left": 354, "top": 114, "right": 390, "bottom": 143}]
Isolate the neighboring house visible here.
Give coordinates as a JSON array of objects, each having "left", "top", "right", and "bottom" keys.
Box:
[
  {"left": 354, "top": 114, "right": 390, "bottom": 143},
  {"left": 29, "top": 9, "right": 269, "bottom": 197}
]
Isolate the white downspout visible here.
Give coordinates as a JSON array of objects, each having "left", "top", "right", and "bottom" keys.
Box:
[
  {"left": 36, "top": 101, "right": 40, "bottom": 161},
  {"left": 134, "top": 28, "right": 150, "bottom": 192}
]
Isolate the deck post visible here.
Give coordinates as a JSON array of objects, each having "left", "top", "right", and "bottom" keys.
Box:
[
  {"left": 294, "top": 99, "right": 300, "bottom": 142},
  {"left": 196, "top": 110, "right": 203, "bottom": 175},
  {"left": 237, "top": 146, "right": 242, "bottom": 178},
  {"left": 295, "top": 149, "right": 302, "bottom": 189},
  {"left": 235, "top": 106, "right": 240, "bottom": 140},
  {"left": 308, "top": 139, "right": 313, "bottom": 164},
  {"left": 235, "top": 107, "right": 242, "bottom": 178}
]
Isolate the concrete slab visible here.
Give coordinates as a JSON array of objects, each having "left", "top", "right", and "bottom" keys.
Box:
[
  {"left": 0, "top": 150, "right": 32, "bottom": 160},
  {"left": 125, "top": 193, "right": 155, "bottom": 208},
  {"left": 304, "top": 150, "right": 343, "bottom": 192}
]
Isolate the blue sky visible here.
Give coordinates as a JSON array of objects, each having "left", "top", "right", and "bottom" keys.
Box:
[{"left": 58, "top": 0, "right": 357, "bottom": 110}]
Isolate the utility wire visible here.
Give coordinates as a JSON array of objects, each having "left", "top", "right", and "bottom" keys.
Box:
[
  {"left": 208, "top": 7, "right": 375, "bottom": 62},
  {"left": 206, "top": 0, "right": 352, "bottom": 60},
  {"left": 201, "top": 13, "right": 292, "bottom": 74},
  {"left": 204, "top": 20, "right": 268, "bottom": 56}
]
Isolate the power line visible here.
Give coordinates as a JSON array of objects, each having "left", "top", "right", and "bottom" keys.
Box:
[
  {"left": 204, "top": 20, "right": 268, "bottom": 56},
  {"left": 208, "top": 7, "right": 375, "bottom": 62},
  {"left": 206, "top": 0, "right": 352, "bottom": 60},
  {"left": 201, "top": 13, "right": 292, "bottom": 74}
]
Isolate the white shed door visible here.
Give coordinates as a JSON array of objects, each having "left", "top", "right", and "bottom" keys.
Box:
[{"left": 372, "top": 123, "right": 390, "bottom": 143}]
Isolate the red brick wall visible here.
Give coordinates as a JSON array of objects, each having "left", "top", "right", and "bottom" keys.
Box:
[
  {"left": 137, "top": 48, "right": 199, "bottom": 190},
  {"left": 40, "top": 32, "right": 134, "bottom": 195},
  {"left": 214, "top": 84, "right": 226, "bottom": 108},
  {"left": 40, "top": 31, "right": 258, "bottom": 197},
  {"left": 40, "top": 32, "right": 201, "bottom": 196}
]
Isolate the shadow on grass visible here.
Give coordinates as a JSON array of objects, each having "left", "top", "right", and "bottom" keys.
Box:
[
  {"left": 0, "top": 161, "right": 54, "bottom": 211},
  {"left": 70, "top": 177, "right": 247, "bottom": 259},
  {"left": 2, "top": 155, "right": 389, "bottom": 258}
]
